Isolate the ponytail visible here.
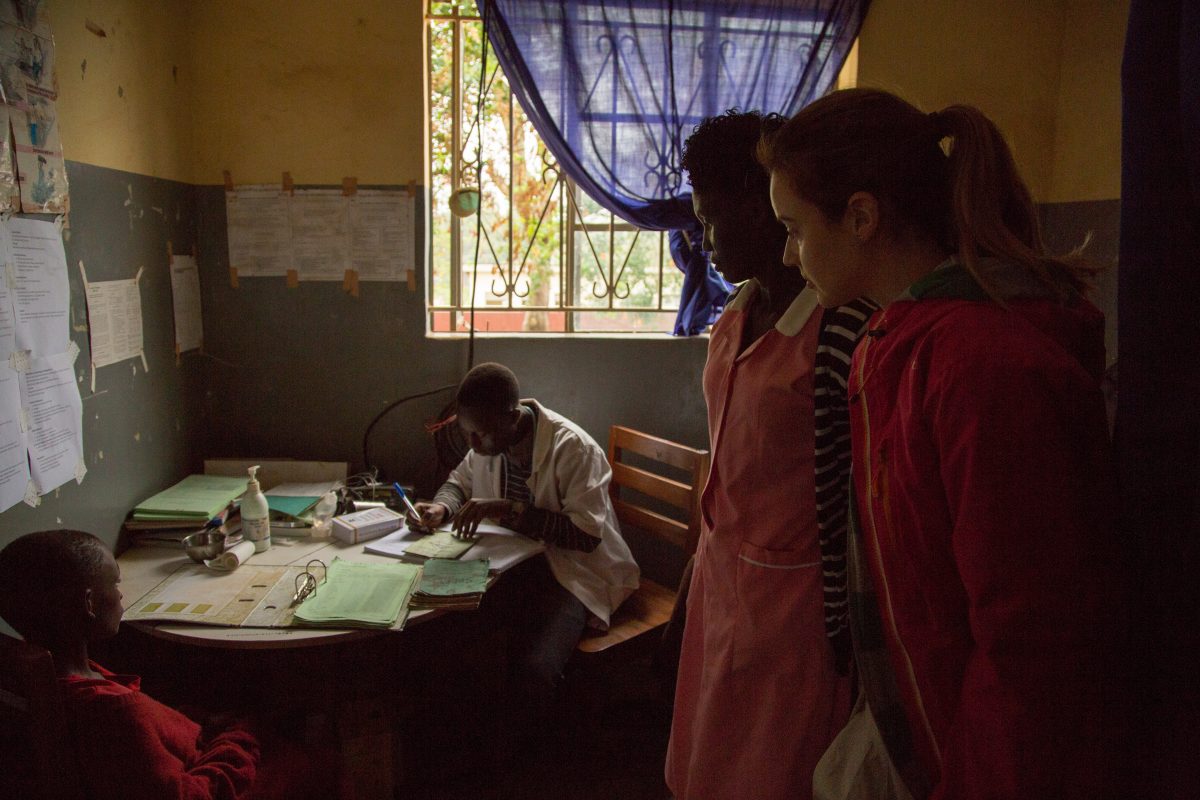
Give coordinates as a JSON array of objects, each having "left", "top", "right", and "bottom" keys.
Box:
[{"left": 936, "top": 105, "right": 1097, "bottom": 300}]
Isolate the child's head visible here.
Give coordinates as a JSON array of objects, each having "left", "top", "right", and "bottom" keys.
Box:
[
  {"left": 758, "top": 88, "right": 1092, "bottom": 306},
  {"left": 682, "top": 109, "right": 788, "bottom": 284},
  {"left": 0, "top": 530, "right": 122, "bottom": 649}
]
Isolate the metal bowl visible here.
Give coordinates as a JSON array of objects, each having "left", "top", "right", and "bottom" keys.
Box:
[{"left": 183, "top": 530, "right": 226, "bottom": 562}]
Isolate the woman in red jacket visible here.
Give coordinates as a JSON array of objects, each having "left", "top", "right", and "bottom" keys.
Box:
[{"left": 759, "top": 89, "right": 1127, "bottom": 799}]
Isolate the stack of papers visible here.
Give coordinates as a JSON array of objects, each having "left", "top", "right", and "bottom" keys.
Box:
[
  {"left": 364, "top": 522, "right": 546, "bottom": 573},
  {"left": 264, "top": 481, "right": 339, "bottom": 520},
  {"left": 129, "top": 475, "right": 247, "bottom": 528},
  {"left": 410, "top": 558, "right": 495, "bottom": 610},
  {"left": 404, "top": 529, "right": 476, "bottom": 560},
  {"left": 293, "top": 558, "right": 421, "bottom": 628}
]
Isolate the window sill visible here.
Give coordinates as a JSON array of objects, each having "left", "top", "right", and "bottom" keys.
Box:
[{"left": 424, "top": 330, "right": 709, "bottom": 341}]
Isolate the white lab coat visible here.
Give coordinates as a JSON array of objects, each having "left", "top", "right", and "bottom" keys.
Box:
[{"left": 442, "top": 400, "right": 640, "bottom": 628}]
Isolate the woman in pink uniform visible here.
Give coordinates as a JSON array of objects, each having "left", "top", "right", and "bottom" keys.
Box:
[{"left": 666, "top": 111, "right": 864, "bottom": 800}]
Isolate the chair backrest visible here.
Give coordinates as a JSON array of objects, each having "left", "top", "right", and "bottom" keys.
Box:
[
  {"left": 0, "top": 634, "right": 85, "bottom": 800},
  {"left": 607, "top": 425, "right": 710, "bottom": 558}
]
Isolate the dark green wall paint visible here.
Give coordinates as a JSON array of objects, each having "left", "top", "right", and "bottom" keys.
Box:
[{"left": 1, "top": 162, "right": 206, "bottom": 554}]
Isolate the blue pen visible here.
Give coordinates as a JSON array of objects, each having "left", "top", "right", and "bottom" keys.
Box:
[
  {"left": 392, "top": 482, "right": 423, "bottom": 524},
  {"left": 203, "top": 505, "right": 231, "bottom": 530}
]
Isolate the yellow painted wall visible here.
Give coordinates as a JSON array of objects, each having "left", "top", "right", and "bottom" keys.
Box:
[
  {"left": 857, "top": 0, "right": 1127, "bottom": 203},
  {"left": 1048, "top": 0, "right": 1128, "bottom": 202},
  {"left": 48, "top": 0, "right": 195, "bottom": 184},
  {"left": 187, "top": 0, "right": 424, "bottom": 187},
  {"left": 856, "top": 0, "right": 1067, "bottom": 202},
  {"left": 46, "top": 0, "right": 1123, "bottom": 202}
]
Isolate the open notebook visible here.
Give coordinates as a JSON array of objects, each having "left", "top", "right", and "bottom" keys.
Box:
[
  {"left": 293, "top": 558, "right": 421, "bottom": 628},
  {"left": 364, "top": 522, "right": 544, "bottom": 572},
  {"left": 123, "top": 558, "right": 421, "bottom": 630}
]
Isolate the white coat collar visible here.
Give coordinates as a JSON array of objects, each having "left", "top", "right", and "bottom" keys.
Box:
[
  {"left": 725, "top": 279, "right": 820, "bottom": 337},
  {"left": 523, "top": 398, "right": 558, "bottom": 471}
]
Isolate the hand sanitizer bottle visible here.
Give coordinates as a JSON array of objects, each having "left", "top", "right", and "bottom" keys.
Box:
[{"left": 241, "top": 465, "right": 271, "bottom": 553}]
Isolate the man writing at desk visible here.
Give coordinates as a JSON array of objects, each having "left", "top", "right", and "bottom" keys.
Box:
[{"left": 411, "top": 362, "right": 639, "bottom": 737}]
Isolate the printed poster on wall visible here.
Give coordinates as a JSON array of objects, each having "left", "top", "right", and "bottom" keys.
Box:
[
  {"left": 0, "top": 361, "right": 29, "bottom": 512},
  {"left": 83, "top": 275, "right": 145, "bottom": 370},
  {"left": 0, "top": 213, "right": 81, "bottom": 507},
  {"left": 0, "top": 3, "right": 66, "bottom": 213},
  {"left": 226, "top": 188, "right": 292, "bottom": 277},
  {"left": 350, "top": 191, "right": 415, "bottom": 281},
  {"left": 0, "top": 99, "right": 17, "bottom": 212},
  {"left": 19, "top": 347, "right": 84, "bottom": 496},
  {"left": 290, "top": 190, "right": 348, "bottom": 280},
  {"left": 225, "top": 188, "right": 416, "bottom": 283},
  {"left": 3, "top": 216, "right": 69, "bottom": 358},
  {"left": 169, "top": 254, "right": 203, "bottom": 353}
]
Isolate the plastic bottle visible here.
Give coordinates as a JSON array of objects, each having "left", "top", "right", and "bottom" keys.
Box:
[
  {"left": 241, "top": 465, "right": 271, "bottom": 553},
  {"left": 311, "top": 490, "right": 338, "bottom": 540}
]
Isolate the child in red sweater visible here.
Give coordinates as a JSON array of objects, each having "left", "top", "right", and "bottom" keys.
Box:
[{"left": 0, "top": 529, "right": 334, "bottom": 800}]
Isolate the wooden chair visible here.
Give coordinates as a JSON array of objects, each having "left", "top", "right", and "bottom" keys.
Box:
[
  {"left": 576, "top": 425, "right": 709, "bottom": 655},
  {"left": 0, "top": 634, "right": 85, "bottom": 800}
]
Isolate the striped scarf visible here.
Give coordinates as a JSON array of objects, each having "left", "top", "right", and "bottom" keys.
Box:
[{"left": 813, "top": 299, "right": 877, "bottom": 674}]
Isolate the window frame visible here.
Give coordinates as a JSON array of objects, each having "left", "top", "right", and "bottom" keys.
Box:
[{"left": 424, "top": 1, "right": 686, "bottom": 336}]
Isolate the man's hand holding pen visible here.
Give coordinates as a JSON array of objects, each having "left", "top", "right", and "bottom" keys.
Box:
[
  {"left": 408, "top": 498, "right": 527, "bottom": 539},
  {"left": 407, "top": 501, "right": 449, "bottom": 534}
]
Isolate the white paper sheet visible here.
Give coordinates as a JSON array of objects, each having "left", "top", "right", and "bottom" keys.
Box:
[
  {"left": 265, "top": 481, "right": 341, "bottom": 497},
  {"left": 19, "top": 348, "right": 83, "bottom": 494},
  {"left": 349, "top": 192, "right": 414, "bottom": 281},
  {"left": 84, "top": 277, "right": 143, "bottom": 368},
  {"left": 291, "top": 191, "right": 349, "bottom": 280},
  {"left": 364, "top": 522, "right": 545, "bottom": 572},
  {"left": 169, "top": 254, "right": 203, "bottom": 353},
  {"left": 0, "top": 240, "right": 15, "bottom": 359},
  {"left": 5, "top": 217, "right": 68, "bottom": 357},
  {"left": 462, "top": 530, "right": 545, "bottom": 572},
  {"left": 0, "top": 360, "right": 29, "bottom": 512},
  {"left": 226, "top": 188, "right": 292, "bottom": 276}
]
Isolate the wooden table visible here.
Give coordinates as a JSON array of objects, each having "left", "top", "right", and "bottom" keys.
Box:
[
  {"left": 114, "top": 531, "right": 530, "bottom": 797},
  {"left": 117, "top": 534, "right": 437, "bottom": 649},
  {"left": 114, "top": 533, "right": 520, "bottom": 797}
]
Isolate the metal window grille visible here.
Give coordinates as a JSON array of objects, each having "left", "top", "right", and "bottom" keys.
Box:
[{"left": 426, "top": 1, "right": 684, "bottom": 334}]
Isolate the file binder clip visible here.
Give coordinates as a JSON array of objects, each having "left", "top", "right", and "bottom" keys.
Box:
[{"left": 291, "top": 559, "right": 326, "bottom": 606}]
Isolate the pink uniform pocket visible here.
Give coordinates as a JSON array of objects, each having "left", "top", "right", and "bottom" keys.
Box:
[{"left": 733, "top": 540, "right": 825, "bottom": 675}]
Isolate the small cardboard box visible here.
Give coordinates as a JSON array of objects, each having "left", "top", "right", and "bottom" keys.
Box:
[{"left": 331, "top": 507, "right": 403, "bottom": 544}]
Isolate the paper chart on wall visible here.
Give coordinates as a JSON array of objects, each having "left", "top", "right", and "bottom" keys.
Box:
[
  {"left": 226, "top": 188, "right": 292, "bottom": 277},
  {"left": 84, "top": 275, "right": 144, "bottom": 369},
  {"left": 19, "top": 347, "right": 83, "bottom": 496},
  {"left": 0, "top": 361, "right": 29, "bottom": 513},
  {"left": 169, "top": 254, "right": 203, "bottom": 353},
  {"left": 0, "top": 243, "right": 14, "bottom": 359},
  {"left": 0, "top": 101, "right": 17, "bottom": 211},
  {"left": 5, "top": 216, "right": 69, "bottom": 357},
  {"left": 290, "top": 191, "right": 349, "bottom": 280},
  {"left": 349, "top": 192, "right": 414, "bottom": 281},
  {"left": 0, "top": 8, "right": 68, "bottom": 213}
]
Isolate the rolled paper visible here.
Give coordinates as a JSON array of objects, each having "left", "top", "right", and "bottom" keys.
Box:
[{"left": 205, "top": 539, "right": 256, "bottom": 571}]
